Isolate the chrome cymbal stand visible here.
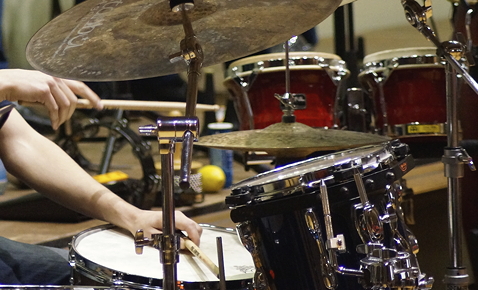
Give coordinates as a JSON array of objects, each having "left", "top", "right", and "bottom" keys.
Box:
[
  {"left": 401, "top": 1, "right": 478, "bottom": 289},
  {"left": 136, "top": 2, "right": 202, "bottom": 290}
]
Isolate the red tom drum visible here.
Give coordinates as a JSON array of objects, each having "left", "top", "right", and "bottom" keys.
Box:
[
  {"left": 359, "top": 47, "right": 448, "bottom": 137},
  {"left": 224, "top": 52, "right": 349, "bottom": 130}
]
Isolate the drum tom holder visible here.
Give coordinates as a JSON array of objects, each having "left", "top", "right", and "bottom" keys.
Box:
[{"left": 401, "top": 0, "right": 478, "bottom": 289}]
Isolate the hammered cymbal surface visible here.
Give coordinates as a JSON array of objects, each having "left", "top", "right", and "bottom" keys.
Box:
[
  {"left": 196, "top": 122, "right": 391, "bottom": 158},
  {"left": 26, "top": 0, "right": 341, "bottom": 81}
]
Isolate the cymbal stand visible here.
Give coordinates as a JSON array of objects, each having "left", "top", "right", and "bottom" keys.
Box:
[
  {"left": 137, "top": 2, "right": 201, "bottom": 290},
  {"left": 401, "top": 1, "right": 478, "bottom": 289}
]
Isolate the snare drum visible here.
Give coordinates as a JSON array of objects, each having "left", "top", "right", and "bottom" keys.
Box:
[
  {"left": 359, "top": 47, "right": 448, "bottom": 137},
  {"left": 70, "top": 224, "right": 254, "bottom": 289},
  {"left": 227, "top": 141, "right": 432, "bottom": 290},
  {"left": 224, "top": 52, "right": 349, "bottom": 130}
]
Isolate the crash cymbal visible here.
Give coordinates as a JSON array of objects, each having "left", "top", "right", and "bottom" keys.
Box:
[
  {"left": 196, "top": 122, "right": 391, "bottom": 158},
  {"left": 26, "top": 0, "right": 342, "bottom": 81}
]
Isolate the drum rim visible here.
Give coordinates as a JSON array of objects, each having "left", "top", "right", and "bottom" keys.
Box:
[
  {"left": 70, "top": 224, "right": 253, "bottom": 287},
  {"left": 226, "top": 51, "right": 348, "bottom": 78},
  {"left": 362, "top": 47, "right": 443, "bottom": 69},
  {"left": 363, "top": 47, "right": 438, "bottom": 62},
  {"left": 230, "top": 142, "right": 396, "bottom": 202},
  {"left": 230, "top": 51, "right": 342, "bottom": 67}
]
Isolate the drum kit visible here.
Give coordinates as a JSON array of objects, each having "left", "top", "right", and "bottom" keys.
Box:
[{"left": 14, "top": 0, "right": 478, "bottom": 289}]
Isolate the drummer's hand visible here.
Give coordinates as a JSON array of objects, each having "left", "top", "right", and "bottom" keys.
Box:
[
  {"left": 0, "top": 69, "right": 103, "bottom": 130},
  {"left": 132, "top": 210, "right": 203, "bottom": 246}
]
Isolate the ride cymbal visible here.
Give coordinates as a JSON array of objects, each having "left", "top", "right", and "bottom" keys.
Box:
[
  {"left": 196, "top": 122, "right": 391, "bottom": 158},
  {"left": 26, "top": 0, "right": 342, "bottom": 81}
]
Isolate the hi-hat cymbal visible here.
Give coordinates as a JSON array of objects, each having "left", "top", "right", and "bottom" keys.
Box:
[
  {"left": 196, "top": 122, "right": 391, "bottom": 158},
  {"left": 26, "top": 0, "right": 342, "bottom": 81}
]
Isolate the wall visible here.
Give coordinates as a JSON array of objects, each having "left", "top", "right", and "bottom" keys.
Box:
[{"left": 318, "top": 0, "right": 454, "bottom": 40}]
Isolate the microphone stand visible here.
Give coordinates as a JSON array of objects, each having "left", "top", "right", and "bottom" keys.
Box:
[{"left": 401, "top": 1, "right": 477, "bottom": 290}]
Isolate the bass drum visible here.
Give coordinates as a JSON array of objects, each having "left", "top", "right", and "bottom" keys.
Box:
[{"left": 70, "top": 224, "right": 255, "bottom": 290}]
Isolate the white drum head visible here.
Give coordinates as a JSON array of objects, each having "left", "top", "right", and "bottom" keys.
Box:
[{"left": 73, "top": 225, "right": 255, "bottom": 283}]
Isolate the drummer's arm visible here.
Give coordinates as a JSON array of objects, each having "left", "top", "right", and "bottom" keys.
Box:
[{"left": 0, "top": 109, "right": 202, "bottom": 245}]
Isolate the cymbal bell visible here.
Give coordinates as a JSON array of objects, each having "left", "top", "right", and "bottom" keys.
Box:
[
  {"left": 26, "top": 0, "right": 342, "bottom": 81},
  {"left": 196, "top": 122, "right": 391, "bottom": 158}
]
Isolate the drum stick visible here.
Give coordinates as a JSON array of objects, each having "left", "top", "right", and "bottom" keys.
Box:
[
  {"left": 19, "top": 99, "right": 220, "bottom": 112},
  {"left": 183, "top": 238, "right": 220, "bottom": 278}
]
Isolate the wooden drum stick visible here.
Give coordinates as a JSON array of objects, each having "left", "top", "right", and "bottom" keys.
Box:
[
  {"left": 19, "top": 99, "right": 220, "bottom": 112},
  {"left": 183, "top": 237, "right": 220, "bottom": 278}
]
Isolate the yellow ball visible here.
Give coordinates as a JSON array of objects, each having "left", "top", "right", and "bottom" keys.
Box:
[{"left": 199, "top": 165, "right": 226, "bottom": 193}]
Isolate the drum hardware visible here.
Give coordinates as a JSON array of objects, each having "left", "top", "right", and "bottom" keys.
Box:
[
  {"left": 216, "top": 237, "right": 227, "bottom": 290},
  {"left": 402, "top": 1, "right": 478, "bottom": 289},
  {"left": 398, "top": 179, "right": 417, "bottom": 225},
  {"left": 274, "top": 92, "right": 307, "bottom": 122},
  {"left": 453, "top": 0, "right": 478, "bottom": 49},
  {"left": 315, "top": 178, "right": 365, "bottom": 280},
  {"left": 139, "top": 114, "right": 199, "bottom": 290},
  {"left": 344, "top": 88, "right": 368, "bottom": 132},
  {"left": 136, "top": 2, "right": 207, "bottom": 288},
  {"left": 464, "top": 5, "right": 474, "bottom": 51},
  {"left": 304, "top": 208, "right": 340, "bottom": 290},
  {"left": 231, "top": 66, "right": 260, "bottom": 131},
  {"left": 228, "top": 141, "right": 433, "bottom": 290},
  {"left": 365, "top": 66, "right": 391, "bottom": 135},
  {"left": 352, "top": 168, "right": 384, "bottom": 243},
  {"left": 134, "top": 229, "right": 223, "bottom": 279},
  {"left": 316, "top": 167, "right": 431, "bottom": 290},
  {"left": 274, "top": 39, "right": 307, "bottom": 125}
]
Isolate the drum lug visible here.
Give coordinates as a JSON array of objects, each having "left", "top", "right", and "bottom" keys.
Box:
[
  {"left": 353, "top": 169, "right": 384, "bottom": 243},
  {"left": 323, "top": 59, "right": 348, "bottom": 87},
  {"left": 236, "top": 221, "right": 271, "bottom": 290},
  {"left": 253, "top": 271, "right": 269, "bottom": 290},
  {"left": 304, "top": 209, "right": 338, "bottom": 289}
]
